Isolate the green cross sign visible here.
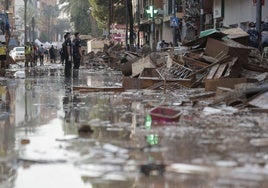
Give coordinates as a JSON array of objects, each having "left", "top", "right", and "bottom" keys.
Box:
[{"left": 146, "top": 6, "right": 158, "bottom": 18}]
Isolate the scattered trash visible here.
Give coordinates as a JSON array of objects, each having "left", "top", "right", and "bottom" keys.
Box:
[
  {"left": 21, "top": 139, "right": 30, "bottom": 145},
  {"left": 149, "top": 106, "right": 181, "bottom": 124},
  {"left": 203, "top": 106, "right": 238, "bottom": 116}
]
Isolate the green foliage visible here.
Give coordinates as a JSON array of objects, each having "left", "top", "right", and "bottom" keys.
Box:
[
  {"left": 70, "top": 0, "right": 91, "bottom": 34},
  {"left": 88, "top": 0, "right": 125, "bottom": 28},
  {"left": 88, "top": 0, "right": 108, "bottom": 28},
  {"left": 59, "top": 0, "right": 94, "bottom": 35},
  {"left": 58, "top": 0, "right": 128, "bottom": 35},
  {"left": 38, "top": 5, "right": 61, "bottom": 42}
]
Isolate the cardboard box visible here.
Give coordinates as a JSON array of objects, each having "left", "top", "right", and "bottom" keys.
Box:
[
  {"left": 222, "top": 28, "right": 249, "bottom": 46},
  {"left": 205, "top": 37, "right": 251, "bottom": 64}
]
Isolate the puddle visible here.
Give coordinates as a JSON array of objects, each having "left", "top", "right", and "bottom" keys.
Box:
[{"left": 1, "top": 67, "right": 268, "bottom": 187}]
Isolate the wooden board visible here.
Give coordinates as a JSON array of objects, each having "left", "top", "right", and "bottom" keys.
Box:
[
  {"left": 205, "top": 78, "right": 248, "bottom": 91},
  {"left": 206, "top": 64, "right": 220, "bottom": 79},
  {"left": 73, "top": 86, "right": 125, "bottom": 93},
  {"left": 214, "top": 63, "right": 228, "bottom": 78}
]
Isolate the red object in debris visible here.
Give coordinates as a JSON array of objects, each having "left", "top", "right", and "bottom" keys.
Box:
[{"left": 149, "top": 106, "right": 181, "bottom": 124}]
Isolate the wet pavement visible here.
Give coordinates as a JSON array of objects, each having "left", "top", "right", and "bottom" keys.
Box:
[{"left": 1, "top": 62, "right": 268, "bottom": 188}]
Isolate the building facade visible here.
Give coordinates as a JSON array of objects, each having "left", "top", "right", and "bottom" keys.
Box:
[
  {"left": 132, "top": 0, "right": 268, "bottom": 48},
  {"left": 221, "top": 0, "right": 268, "bottom": 30}
]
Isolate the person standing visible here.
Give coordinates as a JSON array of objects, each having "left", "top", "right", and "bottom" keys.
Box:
[
  {"left": 59, "top": 48, "right": 64, "bottom": 65},
  {"left": 261, "top": 17, "right": 268, "bottom": 50},
  {"left": 38, "top": 44, "right": 45, "bottom": 66},
  {"left": 72, "top": 32, "right": 82, "bottom": 78},
  {"left": 32, "top": 43, "right": 38, "bottom": 67},
  {"left": 24, "top": 42, "right": 32, "bottom": 67},
  {"left": 247, "top": 22, "right": 260, "bottom": 49},
  {"left": 63, "top": 32, "right": 72, "bottom": 78},
  {"left": 49, "top": 45, "right": 56, "bottom": 63}
]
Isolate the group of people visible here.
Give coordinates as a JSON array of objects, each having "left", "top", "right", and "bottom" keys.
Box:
[
  {"left": 24, "top": 31, "right": 83, "bottom": 79},
  {"left": 61, "top": 32, "right": 83, "bottom": 78},
  {"left": 247, "top": 17, "right": 268, "bottom": 50},
  {"left": 24, "top": 42, "right": 59, "bottom": 67},
  {"left": 156, "top": 40, "right": 173, "bottom": 51}
]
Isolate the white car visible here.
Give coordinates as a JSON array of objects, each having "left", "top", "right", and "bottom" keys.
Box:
[{"left": 9, "top": 47, "right": 25, "bottom": 62}]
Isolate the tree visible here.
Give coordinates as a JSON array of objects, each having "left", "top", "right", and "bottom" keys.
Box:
[
  {"left": 59, "top": 0, "right": 92, "bottom": 35},
  {"left": 89, "top": 0, "right": 125, "bottom": 28},
  {"left": 41, "top": 5, "right": 60, "bottom": 42},
  {"left": 58, "top": 0, "right": 127, "bottom": 36},
  {"left": 54, "top": 18, "right": 71, "bottom": 41}
]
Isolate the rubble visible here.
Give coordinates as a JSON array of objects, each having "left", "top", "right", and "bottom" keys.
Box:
[{"left": 79, "top": 28, "right": 268, "bottom": 113}]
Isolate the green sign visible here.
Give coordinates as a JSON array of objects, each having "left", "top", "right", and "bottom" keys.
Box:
[{"left": 145, "top": 6, "right": 158, "bottom": 18}]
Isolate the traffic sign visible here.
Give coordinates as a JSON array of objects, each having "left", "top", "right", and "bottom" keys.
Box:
[{"left": 170, "top": 17, "right": 179, "bottom": 27}]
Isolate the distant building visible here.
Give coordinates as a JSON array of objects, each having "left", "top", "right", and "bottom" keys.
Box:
[{"left": 132, "top": 0, "right": 268, "bottom": 47}]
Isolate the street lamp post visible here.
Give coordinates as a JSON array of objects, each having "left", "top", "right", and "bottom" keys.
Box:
[
  {"left": 32, "top": 17, "right": 35, "bottom": 42},
  {"left": 172, "top": 0, "right": 176, "bottom": 46},
  {"left": 200, "top": 0, "right": 204, "bottom": 32},
  {"left": 24, "top": 0, "right": 28, "bottom": 44},
  {"left": 108, "top": 0, "right": 111, "bottom": 37},
  {"left": 152, "top": 0, "right": 156, "bottom": 51},
  {"left": 256, "top": 0, "right": 262, "bottom": 50},
  {"left": 137, "top": 0, "right": 140, "bottom": 47},
  {"left": 125, "top": 0, "right": 128, "bottom": 48}
]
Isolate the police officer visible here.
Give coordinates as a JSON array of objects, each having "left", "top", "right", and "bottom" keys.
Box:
[
  {"left": 72, "top": 32, "right": 82, "bottom": 78},
  {"left": 63, "top": 32, "right": 72, "bottom": 78}
]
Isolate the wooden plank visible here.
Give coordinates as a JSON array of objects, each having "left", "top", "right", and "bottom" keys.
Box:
[
  {"left": 182, "top": 56, "right": 209, "bottom": 68},
  {"left": 187, "top": 55, "right": 230, "bottom": 78},
  {"left": 123, "top": 77, "right": 193, "bottom": 89},
  {"left": 224, "top": 57, "right": 238, "bottom": 77},
  {"left": 206, "top": 64, "right": 220, "bottom": 79},
  {"left": 73, "top": 86, "right": 124, "bottom": 93},
  {"left": 248, "top": 91, "right": 268, "bottom": 109},
  {"left": 131, "top": 55, "right": 155, "bottom": 77},
  {"left": 205, "top": 77, "right": 248, "bottom": 91},
  {"left": 243, "top": 63, "right": 268, "bottom": 73},
  {"left": 214, "top": 63, "right": 228, "bottom": 79},
  {"left": 146, "top": 81, "right": 164, "bottom": 90}
]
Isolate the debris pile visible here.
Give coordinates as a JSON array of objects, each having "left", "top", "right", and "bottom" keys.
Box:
[{"left": 80, "top": 28, "right": 268, "bottom": 111}]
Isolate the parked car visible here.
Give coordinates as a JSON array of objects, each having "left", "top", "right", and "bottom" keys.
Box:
[{"left": 9, "top": 47, "right": 25, "bottom": 62}]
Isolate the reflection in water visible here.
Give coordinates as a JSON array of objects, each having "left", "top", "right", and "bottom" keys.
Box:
[
  {"left": 145, "top": 114, "right": 152, "bottom": 130},
  {"left": 146, "top": 134, "right": 159, "bottom": 146},
  {"left": 0, "top": 84, "right": 16, "bottom": 187},
  {"left": 62, "top": 78, "right": 80, "bottom": 126}
]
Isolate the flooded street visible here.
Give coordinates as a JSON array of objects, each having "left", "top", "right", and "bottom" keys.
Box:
[{"left": 1, "top": 64, "right": 268, "bottom": 188}]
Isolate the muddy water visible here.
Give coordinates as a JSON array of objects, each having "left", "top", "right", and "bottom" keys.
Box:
[{"left": 1, "top": 66, "right": 268, "bottom": 188}]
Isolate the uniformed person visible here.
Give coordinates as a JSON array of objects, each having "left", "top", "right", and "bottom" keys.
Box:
[{"left": 72, "top": 32, "right": 82, "bottom": 78}]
